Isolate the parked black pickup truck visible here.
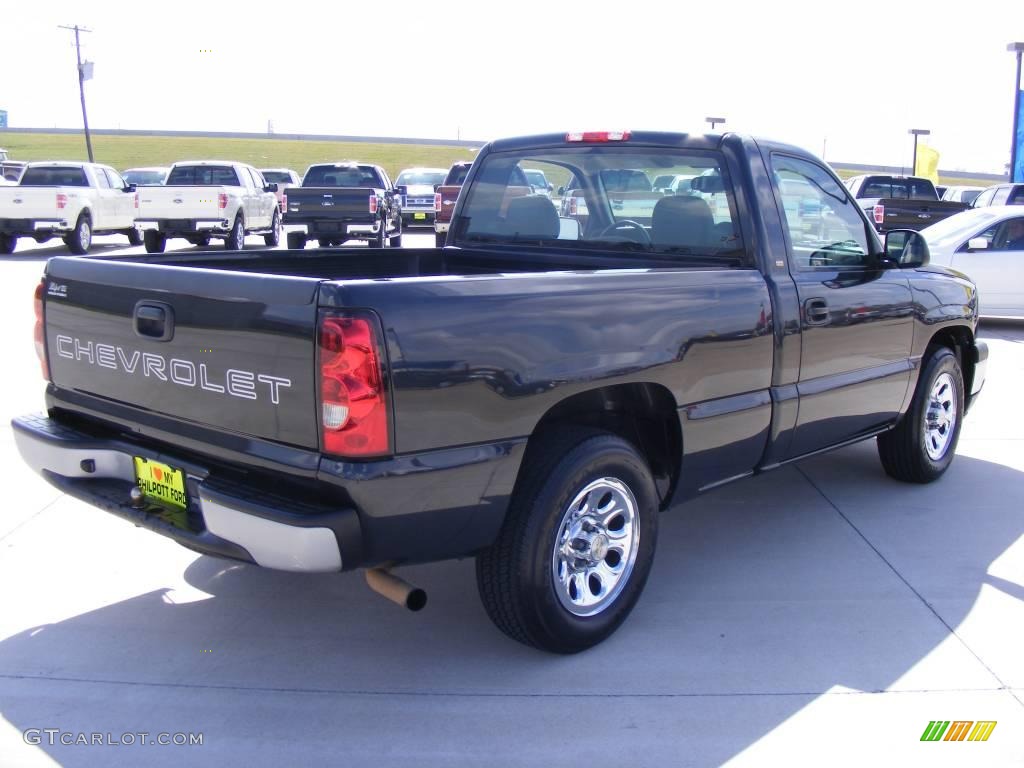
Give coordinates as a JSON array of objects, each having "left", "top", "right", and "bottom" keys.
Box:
[
  {"left": 15, "top": 131, "right": 988, "bottom": 653},
  {"left": 844, "top": 174, "right": 968, "bottom": 233},
  {"left": 284, "top": 163, "right": 402, "bottom": 250}
]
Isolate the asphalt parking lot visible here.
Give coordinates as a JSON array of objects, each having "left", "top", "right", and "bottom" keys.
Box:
[{"left": 1, "top": 233, "right": 1022, "bottom": 767}]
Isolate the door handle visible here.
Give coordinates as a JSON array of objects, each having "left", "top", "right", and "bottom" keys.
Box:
[{"left": 803, "top": 297, "right": 830, "bottom": 326}]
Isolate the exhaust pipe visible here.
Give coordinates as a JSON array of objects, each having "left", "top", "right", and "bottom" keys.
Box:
[{"left": 365, "top": 568, "right": 427, "bottom": 612}]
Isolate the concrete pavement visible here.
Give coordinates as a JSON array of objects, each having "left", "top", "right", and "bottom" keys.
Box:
[{"left": 1, "top": 236, "right": 1022, "bottom": 766}]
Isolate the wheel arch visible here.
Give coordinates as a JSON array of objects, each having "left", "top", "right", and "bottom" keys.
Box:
[
  {"left": 926, "top": 324, "right": 976, "bottom": 397},
  {"left": 525, "top": 383, "right": 682, "bottom": 509}
]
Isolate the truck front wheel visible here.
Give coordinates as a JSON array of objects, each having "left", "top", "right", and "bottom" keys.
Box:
[
  {"left": 126, "top": 228, "right": 143, "bottom": 246},
  {"left": 877, "top": 346, "right": 964, "bottom": 483},
  {"left": 143, "top": 230, "right": 166, "bottom": 254},
  {"left": 0, "top": 233, "right": 15, "bottom": 254},
  {"left": 476, "top": 429, "right": 659, "bottom": 653},
  {"left": 264, "top": 211, "right": 281, "bottom": 247},
  {"left": 65, "top": 214, "right": 92, "bottom": 255},
  {"left": 287, "top": 232, "right": 306, "bottom": 250},
  {"left": 224, "top": 215, "right": 245, "bottom": 250}
]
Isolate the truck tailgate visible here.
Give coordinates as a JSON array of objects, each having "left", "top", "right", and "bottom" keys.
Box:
[
  {"left": 43, "top": 257, "right": 321, "bottom": 449},
  {"left": 874, "top": 198, "right": 968, "bottom": 229},
  {"left": 138, "top": 186, "right": 226, "bottom": 220},
  {"left": 286, "top": 187, "right": 374, "bottom": 219},
  {"left": 0, "top": 187, "right": 61, "bottom": 219}
]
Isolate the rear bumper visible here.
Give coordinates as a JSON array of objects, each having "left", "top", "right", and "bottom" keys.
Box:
[
  {"left": 0, "top": 219, "right": 72, "bottom": 236},
  {"left": 12, "top": 413, "right": 356, "bottom": 573},
  {"left": 136, "top": 219, "right": 230, "bottom": 234},
  {"left": 13, "top": 402, "right": 526, "bottom": 572}
]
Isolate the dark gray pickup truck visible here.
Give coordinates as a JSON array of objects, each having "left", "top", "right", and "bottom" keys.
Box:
[
  {"left": 844, "top": 174, "right": 968, "bottom": 233},
  {"left": 284, "top": 162, "right": 403, "bottom": 250},
  {"left": 14, "top": 131, "right": 988, "bottom": 653}
]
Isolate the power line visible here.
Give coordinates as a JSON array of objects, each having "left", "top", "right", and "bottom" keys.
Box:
[{"left": 58, "top": 24, "right": 94, "bottom": 162}]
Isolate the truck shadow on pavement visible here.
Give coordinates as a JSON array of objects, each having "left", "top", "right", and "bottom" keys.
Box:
[{"left": 2, "top": 444, "right": 1022, "bottom": 764}]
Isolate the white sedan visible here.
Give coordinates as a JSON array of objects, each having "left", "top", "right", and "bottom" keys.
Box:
[{"left": 920, "top": 205, "right": 1024, "bottom": 318}]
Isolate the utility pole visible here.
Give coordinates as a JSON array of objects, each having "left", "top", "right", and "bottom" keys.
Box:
[{"left": 59, "top": 24, "right": 94, "bottom": 162}]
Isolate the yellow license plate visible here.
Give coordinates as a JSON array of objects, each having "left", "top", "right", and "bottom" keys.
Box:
[
  {"left": 133, "top": 457, "right": 187, "bottom": 510},
  {"left": 414, "top": 213, "right": 427, "bottom": 220}
]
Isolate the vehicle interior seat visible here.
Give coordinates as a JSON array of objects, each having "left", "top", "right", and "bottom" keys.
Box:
[
  {"left": 651, "top": 195, "right": 715, "bottom": 248},
  {"left": 500, "top": 196, "right": 559, "bottom": 239},
  {"left": 322, "top": 174, "right": 337, "bottom": 186}
]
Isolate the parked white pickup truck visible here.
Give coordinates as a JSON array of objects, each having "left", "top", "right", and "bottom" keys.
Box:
[
  {"left": 135, "top": 161, "right": 281, "bottom": 252},
  {"left": 0, "top": 162, "right": 141, "bottom": 255}
]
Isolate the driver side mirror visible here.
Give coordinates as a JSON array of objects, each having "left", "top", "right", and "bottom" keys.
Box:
[
  {"left": 966, "top": 237, "right": 989, "bottom": 252},
  {"left": 557, "top": 186, "right": 566, "bottom": 196},
  {"left": 264, "top": 182, "right": 279, "bottom": 193},
  {"left": 884, "top": 229, "right": 930, "bottom": 268},
  {"left": 123, "top": 183, "right": 137, "bottom": 193}
]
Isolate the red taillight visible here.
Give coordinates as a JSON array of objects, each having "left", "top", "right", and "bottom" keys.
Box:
[
  {"left": 34, "top": 279, "right": 49, "bottom": 381},
  {"left": 566, "top": 131, "right": 631, "bottom": 143},
  {"left": 134, "top": 192, "right": 139, "bottom": 209},
  {"left": 568, "top": 197, "right": 578, "bottom": 216},
  {"left": 873, "top": 204, "right": 885, "bottom": 225},
  {"left": 282, "top": 191, "right": 288, "bottom": 211},
  {"left": 369, "top": 194, "right": 378, "bottom": 214},
  {"left": 434, "top": 193, "right": 442, "bottom": 212},
  {"left": 318, "top": 312, "right": 389, "bottom": 457},
  {"left": 218, "top": 193, "right": 228, "bottom": 209},
  {"left": 56, "top": 193, "right": 68, "bottom": 210}
]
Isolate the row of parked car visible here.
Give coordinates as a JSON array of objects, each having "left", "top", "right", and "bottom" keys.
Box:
[{"left": 0, "top": 158, "right": 504, "bottom": 254}]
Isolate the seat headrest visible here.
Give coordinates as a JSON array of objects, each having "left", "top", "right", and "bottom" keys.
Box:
[
  {"left": 502, "top": 196, "right": 559, "bottom": 239},
  {"left": 651, "top": 195, "right": 715, "bottom": 247}
]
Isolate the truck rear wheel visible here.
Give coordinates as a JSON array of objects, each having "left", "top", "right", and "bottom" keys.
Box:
[
  {"left": 126, "top": 228, "right": 143, "bottom": 246},
  {"left": 476, "top": 429, "right": 659, "bottom": 653},
  {"left": 263, "top": 211, "right": 281, "bottom": 247},
  {"left": 877, "top": 346, "right": 964, "bottom": 483},
  {"left": 317, "top": 238, "right": 333, "bottom": 248},
  {"left": 0, "top": 233, "right": 15, "bottom": 254},
  {"left": 65, "top": 214, "right": 92, "bottom": 255},
  {"left": 435, "top": 231, "right": 446, "bottom": 248},
  {"left": 224, "top": 215, "right": 245, "bottom": 250},
  {"left": 374, "top": 219, "right": 387, "bottom": 248},
  {"left": 287, "top": 232, "right": 306, "bottom": 250},
  {"left": 187, "top": 234, "right": 211, "bottom": 247},
  {"left": 143, "top": 230, "right": 166, "bottom": 254}
]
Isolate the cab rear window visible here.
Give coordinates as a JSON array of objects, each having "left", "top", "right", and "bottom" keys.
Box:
[
  {"left": 20, "top": 167, "right": 89, "bottom": 186},
  {"left": 167, "top": 166, "right": 240, "bottom": 186},
  {"left": 454, "top": 147, "right": 745, "bottom": 265}
]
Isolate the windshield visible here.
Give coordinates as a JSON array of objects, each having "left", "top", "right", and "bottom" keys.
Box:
[
  {"left": 921, "top": 208, "right": 1001, "bottom": 247},
  {"left": 304, "top": 165, "right": 382, "bottom": 187},
  {"left": 260, "top": 171, "right": 293, "bottom": 184},
  {"left": 20, "top": 166, "right": 89, "bottom": 186},
  {"left": 524, "top": 170, "right": 548, "bottom": 188},
  {"left": 123, "top": 170, "right": 166, "bottom": 185},
  {"left": 396, "top": 170, "right": 446, "bottom": 186},
  {"left": 445, "top": 164, "right": 471, "bottom": 185},
  {"left": 455, "top": 147, "right": 745, "bottom": 264}
]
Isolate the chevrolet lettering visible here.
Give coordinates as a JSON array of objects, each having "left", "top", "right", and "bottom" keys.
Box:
[{"left": 14, "top": 131, "right": 988, "bottom": 654}]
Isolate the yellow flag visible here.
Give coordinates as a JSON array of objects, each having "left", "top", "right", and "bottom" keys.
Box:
[{"left": 914, "top": 144, "right": 940, "bottom": 184}]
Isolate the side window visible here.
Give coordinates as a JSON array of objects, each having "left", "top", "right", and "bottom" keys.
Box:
[
  {"left": 994, "top": 218, "right": 1024, "bottom": 251},
  {"left": 1007, "top": 186, "right": 1024, "bottom": 205},
  {"left": 248, "top": 168, "right": 264, "bottom": 189},
  {"left": 973, "top": 188, "right": 995, "bottom": 208},
  {"left": 94, "top": 168, "right": 111, "bottom": 189},
  {"left": 993, "top": 187, "right": 1011, "bottom": 205},
  {"left": 104, "top": 168, "right": 125, "bottom": 189},
  {"left": 772, "top": 155, "right": 871, "bottom": 269}
]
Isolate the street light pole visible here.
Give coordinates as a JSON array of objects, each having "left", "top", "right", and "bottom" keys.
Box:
[
  {"left": 59, "top": 24, "right": 93, "bottom": 162},
  {"left": 705, "top": 116, "right": 725, "bottom": 131},
  {"left": 1009, "top": 42, "right": 1024, "bottom": 183},
  {"left": 908, "top": 128, "right": 930, "bottom": 176}
]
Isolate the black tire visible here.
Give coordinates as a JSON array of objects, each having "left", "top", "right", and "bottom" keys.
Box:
[
  {"left": 318, "top": 238, "right": 333, "bottom": 248},
  {"left": 878, "top": 346, "right": 964, "bottom": 483},
  {"left": 126, "top": 228, "right": 143, "bottom": 246},
  {"left": 476, "top": 429, "right": 659, "bottom": 653},
  {"left": 0, "top": 233, "right": 15, "bottom": 255},
  {"left": 374, "top": 217, "right": 387, "bottom": 248},
  {"left": 224, "top": 215, "right": 245, "bottom": 250},
  {"left": 65, "top": 214, "right": 92, "bottom": 255},
  {"left": 435, "top": 231, "right": 446, "bottom": 248},
  {"left": 263, "top": 211, "right": 280, "bottom": 247},
  {"left": 287, "top": 232, "right": 306, "bottom": 251},
  {"left": 143, "top": 230, "right": 166, "bottom": 254},
  {"left": 187, "top": 234, "right": 211, "bottom": 248}
]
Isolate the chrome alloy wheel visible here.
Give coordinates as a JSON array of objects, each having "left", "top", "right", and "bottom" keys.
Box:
[
  {"left": 924, "top": 372, "right": 957, "bottom": 461},
  {"left": 552, "top": 477, "right": 640, "bottom": 617},
  {"left": 79, "top": 219, "right": 91, "bottom": 250}
]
